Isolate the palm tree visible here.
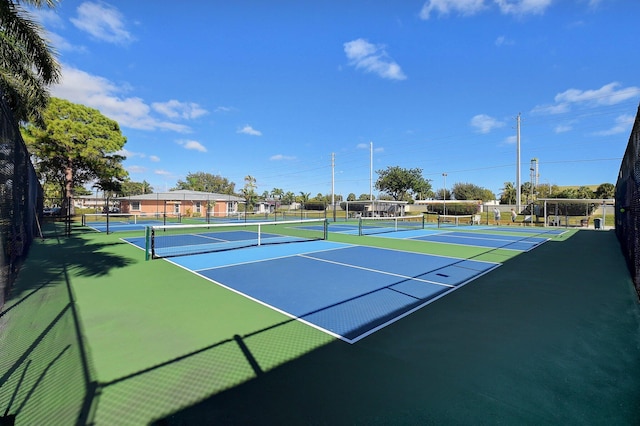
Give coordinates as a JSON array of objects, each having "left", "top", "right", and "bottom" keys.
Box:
[
  {"left": 141, "top": 180, "right": 152, "bottom": 194},
  {"left": 500, "top": 182, "right": 516, "bottom": 205},
  {"left": 0, "top": 0, "right": 61, "bottom": 124}
]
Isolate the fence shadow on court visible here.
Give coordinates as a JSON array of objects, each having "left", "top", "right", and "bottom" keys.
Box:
[
  {"left": 0, "top": 228, "right": 135, "bottom": 425},
  {"left": 145, "top": 229, "right": 640, "bottom": 425},
  {"left": 3, "top": 227, "right": 639, "bottom": 425}
]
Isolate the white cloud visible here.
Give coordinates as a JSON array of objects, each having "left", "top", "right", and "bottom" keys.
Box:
[
  {"left": 149, "top": 155, "right": 160, "bottom": 162},
  {"left": 127, "top": 165, "right": 146, "bottom": 173},
  {"left": 154, "top": 169, "right": 173, "bottom": 176},
  {"left": 28, "top": 7, "right": 65, "bottom": 30},
  {"left": 70, "top": 1, "right": 134, "bottom": 44},
  {"left": 152, "top": 100, "right": 208, "bottom": 120},
  {"left": 344, "top": 39, "right": 406, "bottom": 81},
  {"left": 593, "top": 114, "right": 635, "bottom": 136},
  {"left": 178, "top": 140, "right": 207, "bottom": 152},
  {"left": 356, "top": 143, "right": 383, "bottom": 152},
  {"left": 554, "top": 82, "right": 640, "bottom": 106},
  {"left": 470, "top": 114, "right": 505, "bottom": 133},
  {"left": 270, "top": 154, "right": 296, "bottom": 161},
  {"left": 47, "top": 31, "right": 87, "bottom": 53},
  {"left": 495, "top": 35, "right": 515, "bottom": 46},
  {"left": 420, "top": 0, "right": 487, "bottom": 19},
  {"left": 419, "top": 0, "right": 553, "bottom": 19},
  {"left": 494, "top": 0, "right": 553, "bottom": 16},
  {"left": 115, "top": 148, "right": 145, "bottom": 159},
  {"left": 215, "top": 106, "right": 236, "bottom": 113},
  {"left": 532, "top": 82, "right": 640, "bottom": 115},
  {"left": 51, "top": 64, "right": 191, "bottom": 132},
  {"left": 554, "top": 124, "right": 573, "bottom": 133},
  {"left": 237, "top": 125, "right": 262, "bottom": 136}
]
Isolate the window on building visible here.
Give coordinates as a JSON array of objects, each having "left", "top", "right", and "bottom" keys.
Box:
[{"left": 131, "top": 201, "right": 140, "bottom": 211}]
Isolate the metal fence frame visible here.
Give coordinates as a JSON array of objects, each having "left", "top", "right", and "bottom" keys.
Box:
[
  {"left": 0, "top": 92, "right": 43, "bottom": 308},
  {"left": 615, "top": 103, "right": 640, "bottom": 298}
]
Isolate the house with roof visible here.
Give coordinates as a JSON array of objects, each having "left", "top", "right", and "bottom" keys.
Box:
[{"left": 116, "top": 190, "right": 244, "bottom": 218}]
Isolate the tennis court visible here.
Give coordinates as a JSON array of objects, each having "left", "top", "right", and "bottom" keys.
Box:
[
  {"left": 352, "top": 217, "right": 566, "bottom": 252},
  {"left": 81, "top": 213, "right": 182, "bottom": 233},
  {"left": 3, "top": 220, "right": 640, "bottom": 425},
  {"left": 124, "top": 234, "right": 499, "bottom": 343}
]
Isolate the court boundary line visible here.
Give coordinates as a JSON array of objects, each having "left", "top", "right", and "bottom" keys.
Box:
[
  {"left": 405, "top": 231, "right": 549, "bottom": 252},
  {"left": 351, "top": 262, "right": 501, "bottom": 343},
  {"left": 297, "top": 253, "right": 456, "bottom": 288},
  {"left": 193, "top": 243, "right": 355, "bottom": 272}
]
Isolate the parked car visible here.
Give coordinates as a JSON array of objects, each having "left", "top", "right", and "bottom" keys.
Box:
[{"left": 43, "top": 207, "right": 62, "bottom": 216}]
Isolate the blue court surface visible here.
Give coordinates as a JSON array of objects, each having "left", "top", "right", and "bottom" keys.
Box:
[
  {"left": 369, "top": 227, "right": 564, "bottom": 252},
  {"left": 84, "top": 218, "right": 179, "bottom": 233},
  {"left": 124, "top": 236, "right": 499, "bottom": 343}
]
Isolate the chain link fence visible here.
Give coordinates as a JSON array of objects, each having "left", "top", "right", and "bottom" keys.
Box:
[
  {"left": 615, "top": 103, "right": 640, "bottom": 298},
  {"left": 0, "top": 92, "right": 43, "bottom": 308}
]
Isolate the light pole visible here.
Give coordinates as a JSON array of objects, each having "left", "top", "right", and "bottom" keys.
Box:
[{"left": 442, "top": 173, "right": 447, "bottom": 216}]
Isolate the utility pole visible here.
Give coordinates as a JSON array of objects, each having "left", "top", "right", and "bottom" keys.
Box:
[
  {"left": 369, "top": 141, "right": 373, "bottom": 202},
  {"left": 331, "top": 152, "right": 335, "bottom": 222},
  {"left": 516, "top": 113, "right": 521, "bottom": 214}
]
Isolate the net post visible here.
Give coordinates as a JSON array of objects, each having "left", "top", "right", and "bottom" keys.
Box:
[
  {"left": 358, "top": 217, "right": 363, "bottom": 236},
  {"left": 421, "top": 214, "right": 425, "bottom": 229},
  {"left": 324, "top": 218, "right": 328, "bottom": 240},
  {"left": 257, "top": 223, "right": 262, "bottom": 246},
  {"left": 144, "top": 226, "right": 151, "bottom": 261}
]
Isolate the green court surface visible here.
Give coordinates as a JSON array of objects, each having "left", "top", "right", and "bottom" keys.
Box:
[{"left": 1, "top": 223, "right": 639, "bottom": 425}]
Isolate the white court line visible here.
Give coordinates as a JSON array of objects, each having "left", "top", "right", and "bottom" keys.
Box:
[{"left": 298, "top": 253, "right": 455, "bottom": 288}]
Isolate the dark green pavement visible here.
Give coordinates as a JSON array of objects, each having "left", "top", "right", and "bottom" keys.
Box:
[{"left": 1, "top": 225, "right": 639, "bottom": 425}]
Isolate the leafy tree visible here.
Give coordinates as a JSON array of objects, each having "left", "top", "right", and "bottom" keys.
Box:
[
  {"left": 347, "top": 193, "right": 356, "bottom": 201},
  {"left": 555, "top": 188, "right": 577, "bottom": 198},
  {"left": 576, "top": 186, "right": 595, "bottom": 199},
  {"left": 375, "top": 166, "right": 431, "bottom": 201},
  {"left": 358, "top": 193, "right": 370, "bottom": 201},
  {"left": 594, "top": 183, "right": 614, "bottom": 198},
  {"left": 435, "top": 188, "right": 451, "bottom": 200},
  {"left": 536, "top": 183, "right": 559, "bottom": 198},
  {"left": 0, "top": 0, "right": 61, "bottom": 124},
  {"left": 451, "top": 182, "right": 494, "bottom": 201},
  {"left": 241, "top": 175, "right": 257, "bottom": 211},
  {"left": 173, "top": 171, "right": 235, "bottom": 194},
  {"left": 74, "top": 185, "right": 92, "bottom": 196},
  {"left": 22, "top": 98, "right": 127, "bottom": 212},
  {"left": 121, "top": 179, "right": 153, "bottom": 196}
]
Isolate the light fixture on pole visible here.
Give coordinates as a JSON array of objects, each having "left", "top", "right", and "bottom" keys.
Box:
[{"left": 442, "top": 173, "right": 447, "bottom": 216}]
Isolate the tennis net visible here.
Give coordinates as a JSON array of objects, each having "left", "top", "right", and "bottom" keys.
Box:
[
  {"left": 82, "top": 212, "right": 181, "bottom": 226},
  {"left": 146, "top": 218, "right": 328, "bottom": 259},
  {"left": 437, "top": 214, "right": 474, "bottom": 228},
  {"left": 358, "top": 215, "right": 425, "bottom": 236}
]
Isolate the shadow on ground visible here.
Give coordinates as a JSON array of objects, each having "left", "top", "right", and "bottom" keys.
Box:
[
  {"left": 0, "top": 225, "right": 134, "bottom": 425},
  {"left": 151, "top": 230, "right": 640, "bottom": 425}
]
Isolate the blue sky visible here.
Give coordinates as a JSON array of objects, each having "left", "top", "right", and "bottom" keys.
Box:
[{"left": 32, "top": 0, "right": 640, "bottom": 199}]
